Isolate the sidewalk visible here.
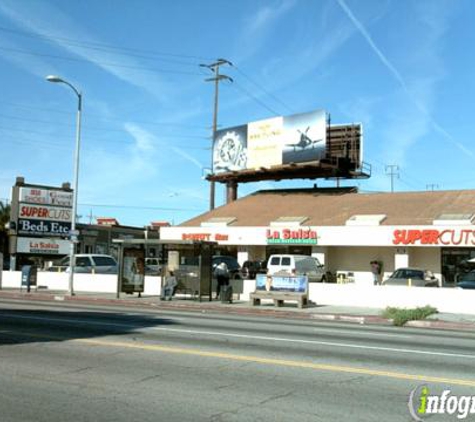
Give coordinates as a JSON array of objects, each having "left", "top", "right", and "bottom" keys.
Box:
[{"left": 0, "top": 288, "right": 474, "bottom": 332}]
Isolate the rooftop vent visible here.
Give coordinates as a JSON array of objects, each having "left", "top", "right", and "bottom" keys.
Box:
[
  {"left": 346, "top": 214, "right": 386, "bottom": 226},
  {"left": 201, "top": 217, "right": 236, "bottom": 227},
  {"left": 433, "top": 213, "right": 475, "bottom": 226},
  {"left": 270, "top": 216, "right": 309, "bottom": 227}
]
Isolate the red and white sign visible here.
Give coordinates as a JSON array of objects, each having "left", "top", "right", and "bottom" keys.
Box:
[
  {"left": 19, "top": 187, "right": 73, "bottom": 207},
  {"left": 17, "top": 237, "right": 70, "bottom": 255},
  {"left": 393, "top": 229, "right": 475, "bottom": 246},
  {"left": 182, "top": 233, "right": 229, "bottom": 242},
  {"left": 19, "top": 204, "right": 72, "bottom": 222}
]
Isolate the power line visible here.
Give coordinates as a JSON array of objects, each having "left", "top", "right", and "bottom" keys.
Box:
[
  {"left": 232, "top": 81, "right": 281, "bottom": 116},
  {"left": 233, "top": 66, "right": 294, "bottom": 114},
  {"left": 0, "top": 101, "right": 208, "bottom": 130},
  {"left": 0, "top": 25, "right": 214, "bottom": 62},
  {"left": 79, "top": 203, "right": 202, "bottom": 212},
  {"left": 0, "top": 45, "right": 203, "bottom": 76},
  {"left": 0, "top": 124, "right": 209, "bottom": 142}
]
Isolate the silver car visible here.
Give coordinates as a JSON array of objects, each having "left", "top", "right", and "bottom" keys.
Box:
[
  {"left": 383, "top": 268, "right": 439, "bottom": 287},
  {"left": 48, "top": 254, "right": 118, "bottom": 274}
]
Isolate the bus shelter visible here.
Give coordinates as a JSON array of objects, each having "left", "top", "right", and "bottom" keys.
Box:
[{"left": 113, "top": 239, "right": 216, "bottom": 301}]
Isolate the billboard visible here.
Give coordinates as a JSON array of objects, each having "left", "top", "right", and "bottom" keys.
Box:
[{"left": 213, "top": 109, "right": 326, "bottom": 174}]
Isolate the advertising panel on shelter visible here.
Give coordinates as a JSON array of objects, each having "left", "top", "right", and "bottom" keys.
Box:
[
  {"left": 255, "top": 273, "right": 308, "bottom": 293},
  {"left": 212, "top": 109, "right": 327, "bottom": 175}
]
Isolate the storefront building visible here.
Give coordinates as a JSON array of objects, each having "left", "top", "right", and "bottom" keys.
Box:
[{"left": 161, "top": 187, "right": 475, "bottom": 285}]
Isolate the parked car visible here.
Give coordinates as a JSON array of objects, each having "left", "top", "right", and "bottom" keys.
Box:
[
  {"left": 266, "top": 254, "right": 326, "bottom": 282},
  {"left": 212, "top": 255, "right": 242, "bottom": 280},
  {"left": 456, "top": 271, "right": 475, "bottom": 289},
  {"left": 2, "top": 256, "right": 10, "bottom": 270},
  {"left": 145, "top": 257, "right": 161, "bottom": 275},
  {"left": 47, "top": 254, "right": 118, "bottom": 274},
  {"left": 242, "top": 260, "right": 267, "bottom": 279},
  {"left": 383, "top": 268, "right": 440, "bottom": 287}
]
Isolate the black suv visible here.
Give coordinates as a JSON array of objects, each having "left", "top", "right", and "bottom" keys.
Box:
[
  {"left": 242, "top": 260, "right": 267, "bottom": 279},
  {"left": 212, "top": 255, "right": 242, "bottom": 280}
]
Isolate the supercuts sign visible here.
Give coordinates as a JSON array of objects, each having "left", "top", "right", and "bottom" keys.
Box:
[
  {"left": 18, "top": 219, "right": 71, "bottom": 237},
  {"left": 393, "top": 229, "right": 475, "bottom": 246},
  {"left": 19, "top": 187, "right": 73, "bottom": 207},
  {"left": 19, "top": 204, "right": 72, "bottom": 222},
  {"left": 267, "top": 228, "right": 318, "bottom": 244}
]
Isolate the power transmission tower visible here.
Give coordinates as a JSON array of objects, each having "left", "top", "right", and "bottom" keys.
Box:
[
  {"left": 200, "top": 59, "right": 233, "bottom": 210},
  {"left": 385, "top": 164, "right": 399, "bottom": 193}
]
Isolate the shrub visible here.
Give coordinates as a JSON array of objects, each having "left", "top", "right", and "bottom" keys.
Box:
[{"left": 382, "top": 305, "right": 438, "bottom": 326}]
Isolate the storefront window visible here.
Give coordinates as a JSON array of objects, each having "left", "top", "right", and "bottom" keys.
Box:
[{"left": 441, "top": 248, "right": 475, "bottom": 284}]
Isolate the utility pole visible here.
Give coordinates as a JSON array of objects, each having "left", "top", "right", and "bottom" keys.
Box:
[
  {"left": 385, "top": 164, "right": 399, "bottom": 193},
  {"left": 426, "top": 184, "right": 439, "bottom": 191},
  {"left": 200, "top": 59, "right": 233, "bottom": 210}
]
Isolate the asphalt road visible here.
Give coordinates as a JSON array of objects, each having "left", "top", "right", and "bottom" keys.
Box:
[{"left": 0, "top": 299, "right": 474, "bottom": 422}]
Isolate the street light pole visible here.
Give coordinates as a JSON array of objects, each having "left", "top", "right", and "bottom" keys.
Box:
[{"left": 46, "top": 75, "right": 82, "bottom": 296}]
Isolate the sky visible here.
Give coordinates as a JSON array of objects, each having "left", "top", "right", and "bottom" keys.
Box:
[{"left": 1, "top": 0, "right": 475, "bottom": 227}]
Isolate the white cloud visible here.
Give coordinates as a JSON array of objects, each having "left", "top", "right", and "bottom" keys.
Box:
[
  {"left": 123, "top": 123, "right": 156, "bottom": 153},
  {"left": 0, "top": 0, "right": 168, "bottom": 101},
  {"left": 336, "top": 0, "right": 473, "bottom": 158}
]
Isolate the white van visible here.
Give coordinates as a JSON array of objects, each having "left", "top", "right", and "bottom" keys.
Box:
[{"left": 267, "top": 254, "right": 326, "bottom": 282}]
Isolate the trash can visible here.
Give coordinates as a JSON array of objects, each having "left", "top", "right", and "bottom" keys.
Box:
[
  {"left": 21, "top": 265, "right": 37, "bottom": 292},
  {"left": 220, "top": 284, "right": 233, "bottom": 304}
]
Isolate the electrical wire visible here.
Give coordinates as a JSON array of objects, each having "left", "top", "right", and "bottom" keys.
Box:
[
  {"left": 233, "top": 65, "right": 294, "bottom": 114},
  {"left": 0, "top": 45, "right": 203, "bottom": 76},
  {"left": 232, "top": 81, "right": 281, "bottom": 116},
  {"left": 0, "top": 25, "right": 214, "bottom": 62}
]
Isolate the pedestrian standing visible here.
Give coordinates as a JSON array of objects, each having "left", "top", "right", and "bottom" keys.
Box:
[
  {"left": 371, "top": 260, "right": 381, "bottom": 285},
  {"left": 214, "top": 261, "right": 230, "bottom": 299}
]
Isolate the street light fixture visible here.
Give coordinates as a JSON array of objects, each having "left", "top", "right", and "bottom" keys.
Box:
[{"left": 46, "top": 75, "right": 82, "bottom": 296}]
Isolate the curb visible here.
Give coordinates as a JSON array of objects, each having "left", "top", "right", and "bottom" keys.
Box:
[{"left": 0, "top": 290, "right": 474, "bottom": 331}]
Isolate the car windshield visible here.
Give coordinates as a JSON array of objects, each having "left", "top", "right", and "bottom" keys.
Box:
[
  {"left": 459, "top": 272, "right": 475, "bottom": 282},
  {"left": 391, "top": 269, "right": 424, "bottom": 279}
]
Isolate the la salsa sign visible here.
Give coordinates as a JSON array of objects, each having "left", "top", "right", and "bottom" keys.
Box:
[
  {"left": 393, "top": 229, "right": 475, "bottom": 246},
  {"left": 267, "top": 228, "right": 318, "bottom": 245}
]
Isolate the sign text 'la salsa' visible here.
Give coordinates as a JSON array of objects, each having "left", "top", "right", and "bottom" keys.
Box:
[
  {"left": 393, "top": 229, "right": 475, "bottom": 246},
  {"left": 267, "top": 228, "right": 318, "bottom": 244}
]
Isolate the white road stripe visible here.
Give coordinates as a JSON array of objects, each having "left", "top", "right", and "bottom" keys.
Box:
[{"left": 1, "top": 312, "right": 474, "bottom": 360}]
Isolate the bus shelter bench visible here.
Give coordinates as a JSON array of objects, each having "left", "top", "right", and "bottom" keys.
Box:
[{"left": 250, "top": 291, "right": 308, "bottom": 309}]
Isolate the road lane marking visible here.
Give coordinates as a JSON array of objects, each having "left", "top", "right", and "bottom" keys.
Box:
[
  {"left": 4, "top": 329, "right": 475, "bottom": 388},
  {"left": 2, "top": 312, "right": 475, "bottom": 360}
]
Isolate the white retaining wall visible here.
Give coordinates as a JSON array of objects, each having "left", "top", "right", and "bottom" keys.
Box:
[
  {"left": 3, "top": 271, "right": 474, "bottom": 315},
  {"left": 308, "top": 283, "right": 475, "bottom": 314},
  {"left": 0, "top": 271, "right": 162, "bottom": 296},
  {"left": 240, "top": 279, "right": 475, "bottom": 315}
]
